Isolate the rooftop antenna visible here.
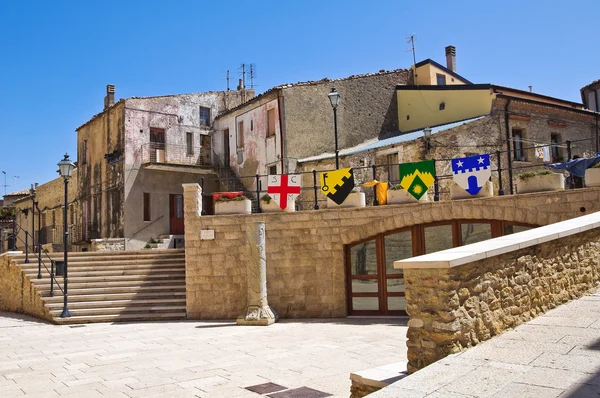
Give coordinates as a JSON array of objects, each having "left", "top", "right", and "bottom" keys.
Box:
[
  {"left": 239, "top": 63, "right": 246, "bottom": 89},
  {"left": 407, "top": 35, "right": 418, "bottom": 85},
  {"left": 226, "top": 70, "right": 230, "bottom": 91},
  {"left": 249, "top": 64, "right": 257, "bottom": 89}
]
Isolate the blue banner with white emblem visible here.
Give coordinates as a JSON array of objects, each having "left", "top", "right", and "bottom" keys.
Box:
[{"left": 451, "top": 154, "right": 491, "bottom": 195}]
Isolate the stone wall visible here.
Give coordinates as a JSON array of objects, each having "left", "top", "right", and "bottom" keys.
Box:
[
  {"left": 404, "top": 228, "right": 600, "bottom": 373},
  {"left": 0, "top": 254, "right": 52, "bottom": 321},
  {"left": 183, "top": 183, "right": 600, "bottom": 320}
]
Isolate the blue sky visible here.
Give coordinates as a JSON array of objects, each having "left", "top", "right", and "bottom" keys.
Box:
[{"left": 0, "top": 0, "right": 598, "bottom": 193}]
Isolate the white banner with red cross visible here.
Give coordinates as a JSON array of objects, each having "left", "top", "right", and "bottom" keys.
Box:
[{"left": 267, "top": 174, "right": 301, "bottom": 210}]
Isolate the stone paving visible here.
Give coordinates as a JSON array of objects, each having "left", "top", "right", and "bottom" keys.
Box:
[
  {"left": 0, "top": 315, "right": 407, "bottom": 397},
  {"left": 372, "top": 288, "right": 600, "bottom": 397}
]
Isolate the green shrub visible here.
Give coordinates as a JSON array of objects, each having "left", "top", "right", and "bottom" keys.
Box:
[
  {"left": 260, "top": 194, "right": 272, "bottom": 204},
  {"left": 389, "top": 184, "right": 404, "bottom": 191},
  {"left": 215, "top": 195, "right": 248, "bottom": 203},
  {"left": 518, "top": 169, "right": 553, "bottom": 181}
]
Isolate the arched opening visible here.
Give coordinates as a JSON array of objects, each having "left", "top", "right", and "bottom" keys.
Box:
[{"left": 345, "top": 219, "right": 536, "bottom": 316}]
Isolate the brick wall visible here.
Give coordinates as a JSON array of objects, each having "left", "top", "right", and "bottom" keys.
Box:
[{"left": 183, "top": 184, "right": 600, "bottom": 320}]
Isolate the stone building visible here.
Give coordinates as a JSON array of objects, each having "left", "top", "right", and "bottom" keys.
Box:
[{"left": 581, "top": 79, "right": 600, "bottom": 112}]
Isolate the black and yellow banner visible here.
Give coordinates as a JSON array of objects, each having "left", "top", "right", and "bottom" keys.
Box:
[{"left": 320, "top": 168, "right": 355, "bottom": 205}]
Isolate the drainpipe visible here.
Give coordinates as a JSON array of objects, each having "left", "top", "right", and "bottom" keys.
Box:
[
  {"left": 596, "top": 112, "right": 599, "bottom": 153},
  {"left": 504, "top": 98, "right": 514, "bottom": 194},
  {"left": 277, "top": 90, "right": 287, "bottom": 173}
]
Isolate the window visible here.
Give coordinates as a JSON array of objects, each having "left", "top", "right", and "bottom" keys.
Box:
[
  {"left": 186, "top": 132, "right": 194, "bottom": 155},
  {"left": 513, "top": 129, "right": 525, "bottom": 161},
  {"left": 387, "top": 153, "right": 399, "bottom": 184},
  {"left": 81, "top": 140, "right": 87, "bottom": 165},
  {"left": 52, "top": 210, "right": 56, "bottom": 227},
  {"left": 551, "top": 134, "right": 560, "bottom": 161},
  {"left": 143, "top": 193, "right": 151, "bottom": 221},
  {"left": 269, "top": 165, "right": 277, "bottom": 175},
  {"left": 460, "top": 223, "right": 491, "bottom": 245},
  {"left": 267, "top": 108, "right": 276, "bottom": 137},
  {"left": 424, "top": 224, "right": 453, "bottom": 254},
  {"left": 237, "top": 121, "right": 244, "bottom": 148},
  {"left": 199, "top": 107, "right": 211, "bottom": 126},
  {"left": 436, "top": 74, "right": 447, "bottom": 86}
]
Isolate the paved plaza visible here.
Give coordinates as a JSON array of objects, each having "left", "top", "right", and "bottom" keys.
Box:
[{"left": 0, "top": 315, "right": 407, "bottom": 397}]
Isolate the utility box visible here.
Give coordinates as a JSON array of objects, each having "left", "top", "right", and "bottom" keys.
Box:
[{"left": 53, "top": 260, "right": 65, "bottom": 277}]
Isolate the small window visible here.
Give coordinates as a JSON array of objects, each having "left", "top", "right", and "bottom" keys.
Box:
[
  {"left": 186, "top": 132, "right": 194, "bottom": 155},
  {"left": 237, "top": 121, "right": 244, "bottom": 149},
  {"left": 551, "top": 134, "right": 561, "bottom": 161},
  {"left": 269, "top": 165, "right": 277, "bottom": 175},
  {"left": 81, "top": 140, "right": 87, "bottom": 165},
  {"left": 436, "top": 74, "right": 446, "bottom": 86},
  {"left": 267, "top": 109, "right": 276, "bottom": 137},
  {"left": 387, "top": 153, "right": 399, "bottom": 184},
  {"left": 250, "top": 120, "right": 254, "bottom": 131},
  {"left": 513, "top": 129, "right": 525, "bottom": 161},
  {"left": 199, "top": 107, "right": 211, "bottom": 127},
  {"left": 143, "top": 193, "right": 151, "bottom": 221}
]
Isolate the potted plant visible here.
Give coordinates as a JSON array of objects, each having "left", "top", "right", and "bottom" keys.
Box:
[
  {"left": 215, "top": 195, "right": 252, "bottom": 215},
  {"left": 0, "top": 206, "right": 16, "bottom": 220},
  {"left": 585, "top": 162, "right": 600, "bottom": 187},
  {"left": 326, "top": 189, "right": 366, "bottom": 208},
  {"left": 450, "top": 180, "right": 494, "bottom": 200},
  {"left": 260, "top": 194, "right": 296, "bottom": 213},
  {"left": 387, "top": 184, "right": 429, "bottom": 204},
  {"left": 516, "top": 170, "right": 564, "bottom": 194}
]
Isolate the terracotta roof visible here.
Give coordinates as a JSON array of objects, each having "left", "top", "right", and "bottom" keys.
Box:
[
  {"left": 4, "top": 189, "right": 30, "bottom": 197},
  {"left": 215, "top": 68, "right": 410, "bottom": 120}
]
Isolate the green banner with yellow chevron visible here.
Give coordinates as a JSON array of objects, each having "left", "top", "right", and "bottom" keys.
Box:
[
  {"left": 320, "top": 168, "right": 355, "bottom": 205},
  {"left": 399, "top": 160, "right": 435, "bottom": 200}
]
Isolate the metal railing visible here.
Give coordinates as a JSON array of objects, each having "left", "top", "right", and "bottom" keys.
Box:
[
  {"left": 211, "top": 137, "right": 596, "bottom": 213},
  {"left": 141, "top": 143, "right": 212, "bottom": 167}
]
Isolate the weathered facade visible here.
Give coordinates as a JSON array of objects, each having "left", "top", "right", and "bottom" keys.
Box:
[
  {"left": 77, "top": 86, "right": 254, "bottom": 250},
  {"left": 212, "top": 69, "right": 411, "bottom": 190}
]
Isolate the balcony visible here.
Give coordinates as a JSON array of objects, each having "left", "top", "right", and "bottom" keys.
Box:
[{"left": 141, "top": 143, "right": 212, "bottom": 168}]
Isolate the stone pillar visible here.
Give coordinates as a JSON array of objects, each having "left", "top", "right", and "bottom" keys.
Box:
[
  {"left": 237, "top": 222, "right": 278, "bottom": 326},
  {"left": 182, "top": 183, "right": 202, "bottom": 217}
]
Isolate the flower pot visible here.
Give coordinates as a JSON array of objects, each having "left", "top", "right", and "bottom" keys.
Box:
[
  {"left": 450, "top": 181, "right": 494, "bottom": 200},
  {"left": 585, "top": 168, "right": 600, "bottom": 187},
  {"left": 516, "top": 173, "right": 564, "bottom": 194},
  {"left": 327, "top": 192, "right": 366, "bottom": 208},
  {"left": 260, "top": 198, "right": 296, "bottom": 213},
  {"left": 215, "top": 199, "right": 252, "bottom": 215},
  {"left": 387, "top": 189, "right": 429, "bottom": 204}
]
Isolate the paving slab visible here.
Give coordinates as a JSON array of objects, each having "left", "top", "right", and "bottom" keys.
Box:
[
  {"left": 371, "top": 287, "right": 600, "bottom": 397},
  {"left": 0, "top": 313, "right": 407, "bottom": 397}
]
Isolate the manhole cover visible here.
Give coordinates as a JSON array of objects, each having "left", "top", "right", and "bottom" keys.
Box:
[
  {"left": 267, "top": 387, "right": 332, "bottom": 398},
  {"left": 245, "top": 382, "right": 288, "bottom": 394}
]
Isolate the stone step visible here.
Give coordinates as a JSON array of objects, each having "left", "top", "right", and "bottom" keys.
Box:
[
  {"left": 10, "top": 249, "right": 185, "bottom": 260},
  {"left": 49, "top": 305, "right": 187, "bottom": 316},
  {"left": 45, "top": 298, "right": 185, "bottom": 309},
  {"left": 22, "top": 267, "right": 185, "bottom": 278},
  {"left": 35, "top": 279, "right": 185, "bottom": 290},
  {"left": 18, "top": 259, "right": 185, "bottom": 269},
  {"left": 53, "top": 312, "right": 186, "bottom": 324},
  {"left": 30, "top": 273, "right": 185, "bottom": 285},
  {"left": 37, "top": 284, "right": 186, "bottom": 296},
  {"left": 42, "top": 291, "right": 186, "bottom": 303}
]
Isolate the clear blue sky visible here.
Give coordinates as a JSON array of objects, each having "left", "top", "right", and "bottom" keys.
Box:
[{"left": 0, "top": 0, "right": 598, "bottom": 194}]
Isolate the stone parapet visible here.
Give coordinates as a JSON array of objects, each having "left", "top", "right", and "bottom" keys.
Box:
[{"left": 397, "top": 212, "right": 600, "bottom": 373}]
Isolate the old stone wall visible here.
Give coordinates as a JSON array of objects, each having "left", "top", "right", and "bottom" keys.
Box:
[
  {"left": 284, "top": 70, "right": 410, "bottom": 162},
  {"left": 183, "top": 183, "right": 600, "bottom": 320},
  {"left": 0, "top": 254, "right": 52, "bottom": 321},
  {"left": 404, "top": 229, "right": 600, "bottom": 373}
]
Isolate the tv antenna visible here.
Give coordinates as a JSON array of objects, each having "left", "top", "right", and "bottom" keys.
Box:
[{"left": 249, "top": 64, "right": 257, "bottom": 89}]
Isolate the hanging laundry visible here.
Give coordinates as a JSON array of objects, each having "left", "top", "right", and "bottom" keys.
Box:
[
  {"left": 542, "top": 146, "right": 551, "bottom": 162},
  {"left": 534, "top": 144, "right": 544, "bottom": 159}
]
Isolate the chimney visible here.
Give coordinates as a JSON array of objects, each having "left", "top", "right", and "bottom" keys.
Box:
[
  {"left": 237, "top": 78, "right": 244, "bottom": 91},
  {"left": 104, "top": 84, "right": 115, "bottom": 109},
  {"left": 445, "top": 46, "right": 456, "bottom": 72}
]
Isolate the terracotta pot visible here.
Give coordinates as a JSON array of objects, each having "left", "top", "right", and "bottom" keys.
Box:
[
  {"left": 450, "top": 181, "right": 494, "bottom": 200},
  {"left": 215, "top": 199, "right": 252, "bottom": 215},
  {"left": 585, "top": 168, "right": 600, "bottom": 187},
  {"left": 516, "top": 173, "right": 564, "bottom": 194},
  {"left": 260, "top": 198, "right": 296, "bottom": 213},
  {"left": 326, "top": 192, "right": 366, "bottom": 208}
]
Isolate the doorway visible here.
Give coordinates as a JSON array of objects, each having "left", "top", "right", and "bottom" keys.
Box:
[
  {"left": 223, "top": 129, "right": 230, "bottom": 167},
  {"left": 169, "top": 194, "right": 184, "bottom": 235},
  {"left": 150, "top": 128, "right": 166, "bottom": 163}
]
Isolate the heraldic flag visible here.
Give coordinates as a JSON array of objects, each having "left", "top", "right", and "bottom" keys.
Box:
[
  {"left": 399, "top": 160, "right": 435, "bottom": 200},
  {"left": 451, "top": 154, "right": 491, "bottom": 195},
  {"left": 267, "top": 174, "right": 301, "bottom": 210},
  {"left": 320, "top": 168, "right": 355, "bottom": 205}
]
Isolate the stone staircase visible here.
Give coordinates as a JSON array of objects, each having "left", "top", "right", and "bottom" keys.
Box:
[
  {"left": 9, "top": 250, "right": 186, "bottom": 324},
  {"left": 217, "top": 166, "right": 260, "bottom": 213}
]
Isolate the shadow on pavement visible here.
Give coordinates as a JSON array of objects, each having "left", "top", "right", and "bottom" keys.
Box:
[{"left": 0, "top": 311, "right": 52, "bottom": 325}]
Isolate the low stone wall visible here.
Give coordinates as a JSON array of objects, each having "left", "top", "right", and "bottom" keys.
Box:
[
  {"left": 0, "top": 254, "right": 52, "bottom": 322},
  {"left": 403, "top": 226, "right": 600, "bottom": 373},
  {"left": 91, "top": 238, "right": 125, "bottom": 251}
]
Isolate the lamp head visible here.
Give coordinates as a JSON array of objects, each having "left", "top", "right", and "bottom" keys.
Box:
[
  {"left": 57, "top": 153, "right": 75, "bottom": 180},
  {"left": 423, "top": 127, "right": 432, "bottom": 139},
  {"left": 328, "top": 88, "right": 341, "bottom": 109}
]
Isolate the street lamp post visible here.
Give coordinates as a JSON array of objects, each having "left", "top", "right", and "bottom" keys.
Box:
[
  {"left": 328, "top": 88, "right": 341, "bottom": 169},
  {"left": 57, "top": 154, "right": 75, "bottom": 318},
  {"left": 423, "top": 127, "right": 432, "bottom": 153}
]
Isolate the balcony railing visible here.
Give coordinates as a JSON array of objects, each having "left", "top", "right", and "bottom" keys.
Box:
[{"left": 141, "top": 143, "right": 211, "bottom": 167}]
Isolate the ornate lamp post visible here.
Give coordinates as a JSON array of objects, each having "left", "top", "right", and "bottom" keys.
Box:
[
  {"left": 57, "top": 154, "right": 75, "bottom": 318},
  {"left": 328, "top": 88, "right": 341, "bottom": 169},
  {"left": 423, "top": 127, "right": 432, "bottom": 153}
]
